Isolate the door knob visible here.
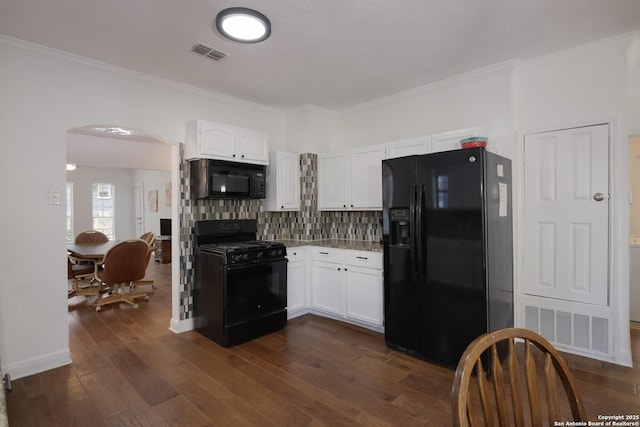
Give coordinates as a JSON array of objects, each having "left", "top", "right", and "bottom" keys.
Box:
[{"left": 593, "top": 192, "right": 605, "bottom": 201}]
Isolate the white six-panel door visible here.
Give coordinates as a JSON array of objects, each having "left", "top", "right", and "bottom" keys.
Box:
[{"left": 523, "top": 124, "right": 609, "bottom": 306}]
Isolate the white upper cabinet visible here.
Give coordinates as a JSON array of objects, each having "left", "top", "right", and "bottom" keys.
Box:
[
  {"left": 237, "top": 128, "right": 270, "bottom": 164},
  {"left": 318, "top": 151, "right": 350, "bottom": 209},
  {"left": 185, "top": 120, "right": 269, "bottom": 165},
  {"left": 386, "top": 128, "right": 483, "bottom": 159},
  {"left": 318, "top": 145, "right": 385, "bottom": 211},
  {"left": 349, "top": 145, "right": 386, "bottom": 209},
  {"left": 386, "top": 136, "right": 430, "bottom": 159},
  {"left": 429, "top": 127, "right": 481, "bottom": 154},
  {"left": 265, "top": 151, "right": 300, "bottom": 211}
]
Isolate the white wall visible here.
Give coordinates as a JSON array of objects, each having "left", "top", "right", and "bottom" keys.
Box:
[
  {"left": 67, "top": 133, "right": 172, "bottom": 171},
  {"left": 67, "top": 166, "right": 135, "bottom": 240},
  {"left": 514, "top": 33, "right": 633, "bottom": 365},
  {"left": 333, "top": 62, "right": 515, "bottom": 158},
  {"left": 133, "top": 169, "right": 172, "bottom": 237},
  {"left": 330, "top": 33, "right": 637, "bottom": 365},
  {"left": 1, "top": 29, "right": 639, "bottom": 378},
  {"left": 628, "top": 33, "right": 640, "bottom": 134},
  {"left": 0, "top": 35, "right": 285, "bottom": 379}
]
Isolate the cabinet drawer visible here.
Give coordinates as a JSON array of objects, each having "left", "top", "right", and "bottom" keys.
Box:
[
  {"left": 344, "top": 250, "right": 382, "bottom": 269},
  {"left": 286, "top": 246, "right": 307, "bottom": 262},
  {"left": 311, "top": 247, "right": 343, "bottom": 263}
]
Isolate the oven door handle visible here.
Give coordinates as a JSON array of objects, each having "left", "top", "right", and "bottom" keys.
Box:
[{"left": 224, "top": 258, "right": 288, "bottom": 271}]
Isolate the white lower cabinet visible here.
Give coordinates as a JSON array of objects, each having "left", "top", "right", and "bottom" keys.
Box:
[
  {"left": 286, "top": 247, "right": 308, "bottom": 319},
  {"left": 344, "top": 251, "right": 383, "bottom": 326},
  {"left": 308, "top": 246, "right": 383, "bottom": 331},
  {"left": 310, "top": 248, "right": 345, "bottom": 316}
]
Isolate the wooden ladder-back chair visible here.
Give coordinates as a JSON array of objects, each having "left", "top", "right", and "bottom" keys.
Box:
[
  {"left": 94, "top": 239, "right": 150, "bottom": 311},
  {"left": 451, "top": 327, "right": 586, "bottom": 427}
]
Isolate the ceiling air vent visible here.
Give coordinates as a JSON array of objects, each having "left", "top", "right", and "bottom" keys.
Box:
[{"left": 191, "top": 43, "right": 227, "bottom": 61}]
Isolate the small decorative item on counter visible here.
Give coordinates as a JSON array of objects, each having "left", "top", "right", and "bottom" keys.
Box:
[{"left": 460, "top": 136, "right": 488, "bottom": 149}]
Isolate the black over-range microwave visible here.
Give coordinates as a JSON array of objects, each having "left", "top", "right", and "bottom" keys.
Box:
[{"left": 190, "top": 159, "right": 266, "bottom": 199}]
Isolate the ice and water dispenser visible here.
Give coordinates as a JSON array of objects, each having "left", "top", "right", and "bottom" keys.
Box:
[{"left": 389, "top": 208, "right": 411, "bottom": 246}]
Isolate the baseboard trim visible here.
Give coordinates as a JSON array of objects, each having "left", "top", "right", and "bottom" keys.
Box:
[
  {"left": 3, "top": 350, "right": 71, "bottom": 380},
  {"left": 169, "top": 317, "right": 194, "bottom": 334}
]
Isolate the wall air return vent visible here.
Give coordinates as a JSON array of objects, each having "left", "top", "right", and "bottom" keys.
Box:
[
  {"left": 524, "top": 304, "right": 611, "bottom": 356},
  {"left": 191, "top": 43, "right": 227, "bottom": 61}
]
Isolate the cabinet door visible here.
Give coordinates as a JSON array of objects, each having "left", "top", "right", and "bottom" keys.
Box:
[
  {"left": 238, "top": 128, "right": 269, "bottom": 164},
  {"left": 318, "top": 152, "right": 349, "bottom": 209},
  {"left": 199, "top": 121, "right": 238, "bottom": 159},
  {"left": 386, "top": 136, "right": 429, "bottom": 159},
  {"left": 287, "top": 260, "right": 306, "bottom": 315},
  {"left": 349, "top": 145, "right": 385, "bottom": 210},
  {"left": 278, "top": 151, "right": 300, "bottom": 209},
  {"left": 311, "top": 261, "right": 344, "bottom": 316},
  {"left": 429, "top": 127, "right": 481, "bottom": 154},
  {"left": 345, "top": 266, "right": 383, "bottom": 326}
]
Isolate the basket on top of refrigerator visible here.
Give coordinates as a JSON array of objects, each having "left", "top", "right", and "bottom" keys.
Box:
[{"left": 460, "top": 136, "right": 488, "bottom": 149}]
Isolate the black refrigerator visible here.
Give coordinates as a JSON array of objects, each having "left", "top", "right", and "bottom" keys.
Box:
[{"left": 382, "top": 147, "right": 513, "bottom": 366}]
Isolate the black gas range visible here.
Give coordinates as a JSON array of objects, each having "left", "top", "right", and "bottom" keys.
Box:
[{"left": 193, "top": 219, "right": 287, "bottom": 347}]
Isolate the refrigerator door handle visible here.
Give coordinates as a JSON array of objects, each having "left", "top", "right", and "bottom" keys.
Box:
[
  {"left": 416, "top": 185, "right": 424, "bottom": 281},
  {"left": 410, "top": 184, "right": 418, "bottom": 282}
]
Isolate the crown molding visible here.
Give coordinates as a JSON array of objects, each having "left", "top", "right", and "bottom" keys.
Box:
[
  {"left": 0, "top": 34, "right": 283, "bottom": 116},
  {"left": 286, "top": 104, "right": 337, "bottom": 118}
]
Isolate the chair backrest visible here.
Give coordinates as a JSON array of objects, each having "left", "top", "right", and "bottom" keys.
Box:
[
  {"left": 75, "top": 230, "right": 109, "bottom": 244},
  {"left": 139, "top": 231, "right": 155, "bottom": 246},
  {"left": 451, "top": 327, "right": 586, "bottom": 427},
  {"left": 98, "top": 239, "right": 149, "bottom": 285}
]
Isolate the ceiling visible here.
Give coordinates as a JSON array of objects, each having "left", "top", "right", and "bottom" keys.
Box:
[{"left": 1, "top": 0, "right": 640, "bottom": 111}]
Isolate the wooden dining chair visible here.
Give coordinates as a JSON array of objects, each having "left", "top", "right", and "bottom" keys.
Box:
[
  {"left": 139, "top": 231, "right": 155, "bottom": 247},
  {"left": 451, "top": 327, "right": 586, "bottom": 427},
  {"left": 74, "top": 230, "right": 109, "bottom": 244},
  {"left": 94, "top": 239, "right": 151, "bottom": 311},
  {"left": 70, "top": 230, "right": 109, "bottom": 282},
  {"left": 67, "top": 254, "right": 100, "bottom": 298}
]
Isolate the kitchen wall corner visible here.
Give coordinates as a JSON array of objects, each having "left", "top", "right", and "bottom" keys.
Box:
[{"left": 177, "top": 150, "right": 382, "bottom": 321}]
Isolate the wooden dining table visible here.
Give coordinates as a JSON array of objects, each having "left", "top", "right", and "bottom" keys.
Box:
[
  {"left": 67, "top": 240, "right": 118, "bottom": 260},
  {"left": 67, "top": 240, "right": 154, "bottom": 301},
  {"left": 67, "top": 241, "right": 119, "bottom": 299}
]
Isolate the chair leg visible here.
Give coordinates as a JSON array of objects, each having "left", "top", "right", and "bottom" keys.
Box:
[{"left": 95, "top": 283, "right": 149, "bottom": 311}]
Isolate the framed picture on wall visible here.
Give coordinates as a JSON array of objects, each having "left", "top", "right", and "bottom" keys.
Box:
[{"left": 148, "top": 189, "right": 158, "bottom": 213}]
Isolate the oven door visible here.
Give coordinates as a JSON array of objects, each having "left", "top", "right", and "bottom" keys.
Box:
[{"left": 224, "top": 258, "right": 287, "bottom": 324}]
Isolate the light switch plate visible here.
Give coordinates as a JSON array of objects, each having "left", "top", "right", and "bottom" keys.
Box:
[{"left": 48, "top": 189, "right": 61, "bottom": 205}]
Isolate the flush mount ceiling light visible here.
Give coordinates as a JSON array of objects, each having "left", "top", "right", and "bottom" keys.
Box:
[
  {"left": 216, "top": 7, "right": 271, "bottom": 43},
  {"left": 93, "top": 126, "right": 139, "bottom": 136}
]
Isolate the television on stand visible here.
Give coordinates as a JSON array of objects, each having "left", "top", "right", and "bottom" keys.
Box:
[{"left": 160, "top": 218, "right": 171, "bottom": 237}]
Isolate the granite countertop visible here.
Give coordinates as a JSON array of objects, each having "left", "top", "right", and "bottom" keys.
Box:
[{"left": 276, "top": 239, "right": 383, "bottom": 253}]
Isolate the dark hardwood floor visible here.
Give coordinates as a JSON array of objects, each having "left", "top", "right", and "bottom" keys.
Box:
[{"left": 6, "top": 261, "right": 640, "bottom": 426}]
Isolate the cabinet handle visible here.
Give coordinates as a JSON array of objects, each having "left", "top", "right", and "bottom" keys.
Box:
[
  {"left": 351, "top": 204, "right": 354, "bottom": 207},
  {"left": 338, "top": 267, "right": 341, "bottom": 271},
  {"left": 319, "top": 251, "right": 329, "bottom": 255},
  {"left": 293, "top": 252, "right": 297, "bottom": 255},
  {"left": 356, "top": 256, "right": 368, "bottom": 260},
  {"left": 232, "top": 154, "right": 236, "bottom": 157},
  {"left": 241, "top": 154, "right": 245, "bottom": 158},
  {"left": 344, "top": 268, "right": 348, "bottom": 271},
  {"left": 343, "top": 204, "right": 347, "bottom": 208},
  {"left": 281, "top": 205, "right": 284, "bottom": 208}
]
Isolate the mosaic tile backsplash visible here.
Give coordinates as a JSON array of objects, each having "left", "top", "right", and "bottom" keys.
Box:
[{"left": 178, "top": 149, "right": 383, "bottom": 320}]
